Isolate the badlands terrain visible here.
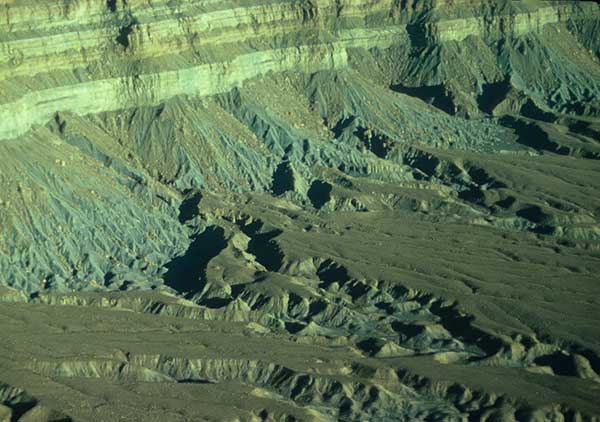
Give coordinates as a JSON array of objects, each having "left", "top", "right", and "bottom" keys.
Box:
[{"left": 0, "top": 0, "right": 600, "bottom": 420}]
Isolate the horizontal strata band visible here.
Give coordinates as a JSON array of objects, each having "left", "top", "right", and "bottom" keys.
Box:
[
  {"left": 0, "top": 1, "right": 594, "bottom": 78},
  {"left": 0, "top": 28, "right": 408, "bottom": 141},
  {"left": 0, "top": 0, "right": 597, "bottom": 140}
]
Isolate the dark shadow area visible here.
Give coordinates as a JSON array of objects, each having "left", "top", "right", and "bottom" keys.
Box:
[
  {"left": 178, "top": 379, "right": 216, "bottom": 384},
  {"left": 345, "top": 281, "right": 372, "bottom": 301},
  {"left": 429, "top": 302, "right": 503, "bottom": 356},
  {"left": 9, "top": 402, "right": 37, "bottom": 422},
  {"left": 258, "top": 407, "right": 298, "bottom": 422},
  {"left": 54, "top": 113, "right": 67, "bottom": 135},
  {"left": 520, "top": 99, "right": 557, "bottom": 123},
  {"left": 575, "top": 348, "right": 600, "bottom": 376},
  {"left": 406, "top": 24, "right": 428, "bottom": 47},
  {"left": 391, "top": 83, "right": 455, "bottom": 115},
  {"left": 567, "top": 120, "right": 600, "bottom": 141},
  {"left": 237, "top": 218, "right": 263, "bottom": 237},
  {"left": 237, "top": 218, "right": 285, "bottom": 272},
  {"left": 271, "top": 162, "right": 295, "bottom": 196},
  {"left": 289, "top": 374, "right": 311, "bottom": 399},
  {"left": 516, "top": 205, "right": 555, "bottom": 234},
  {"left": 164, "top": 226, "right": 227, "bottom": 295},
  {"left": 308, "top": 299, "right": 328, "bottom": 317},
  {"left": 103, "top": 271, "right": 117, "bottom": 286},
  {"left": 356, "top": 337, "right": 386, "bottom": 355},
  {"left": 331, "top": 116, "right": 357, "bottom": 139},
  {"left": 516, "top": 205, "right": 550, "bottom": 225},
  {"left": 247, "top": 230, "right": 284, "bottom": 272},
  {"left": 494, "top": 196, "right": 516, "bottom": 210},
  {"left": 391, "top": 322, "right": 423, "bottom": 339},
  {"left": 477, "top": 78, "right": 511, "bottom": 114},
  {"left": 466, "top": 165, "right": 505, "bottom": 189},
  {"left": 457, "top": 167, "right": 505, "bottom": 206},
  {"left": 354, "top": 126, "right": 394, "bottom": 158},
  {"left": 178, "top": 190, "right": 203, "bottom": 223},
  {"left": 107, "top": 0, "right": 117, "bottom": 12},
  {"left": 307, "top": 180, "right": 332, "bottom": 209},
  {"left": 532, "top": 225, "right": 556, "bottom": 235},
  {"left": 534, "top": 352, "right": 577, "bottom": 377},
  {"left": 317, "top": 259, "right": 351, "bottom": 288},
  {"left": 457, "top": 187, "right": 486, "bottom": 205},
  {"left": 201, "top": 297, "right": 232, "bottom": 308},
  {"left": 116, "top": 17, "right": 138, "bottom": 48},
  {"left": 561, "top": 101, "right": 587, "bottom": 116},
  {"left": 374, "top": 301, "right": 394, "bottom": 314},
  {"left": 402, "top": 150, "right": 440, "bottom": 180},
  {"left": 284, "top": 321, "right": 307, "bottom": 334},
  {"left": 500, "top": 116, "right": 569, "bottom": 155}
]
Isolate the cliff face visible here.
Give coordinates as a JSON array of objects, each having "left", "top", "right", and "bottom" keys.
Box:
[
  {"left": 1, "top": 1, "right": 600, "bottom": 421},
  {"left": 1, "top": 0, "right": 598, "bottom": 139}
]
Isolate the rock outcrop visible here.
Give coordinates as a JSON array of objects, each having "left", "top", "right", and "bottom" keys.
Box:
[{"left": 1, "top": 0, "right": 598, "bottom": 139}]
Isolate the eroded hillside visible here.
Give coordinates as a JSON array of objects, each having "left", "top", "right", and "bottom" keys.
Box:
[{"left": 0, "top": 0, "right": 599, "bottom": 420}]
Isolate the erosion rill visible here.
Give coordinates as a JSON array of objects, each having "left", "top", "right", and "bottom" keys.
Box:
[{"left": 0, "top": 0, "right": 599, "bottom": 420}]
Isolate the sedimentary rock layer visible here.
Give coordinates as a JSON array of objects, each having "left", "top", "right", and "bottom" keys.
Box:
[{"left": 1, "top": 0, "right": 598, "bottom": 140}]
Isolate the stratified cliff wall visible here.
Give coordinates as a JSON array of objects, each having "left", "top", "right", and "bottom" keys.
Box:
[{"left": 1, "top": 0, "right": 598, "bottom": 140}]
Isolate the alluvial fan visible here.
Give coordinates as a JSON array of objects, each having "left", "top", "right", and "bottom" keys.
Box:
[{"left": 0, "top": 0, "right": 599, "bottom": 420}]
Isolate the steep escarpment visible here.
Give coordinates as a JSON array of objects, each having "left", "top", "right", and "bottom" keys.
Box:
[
  {"left": 1, "top": 0, "right": 600, "bottom": 421},
  {"left": 1, "top": 0, "right": 598, "bottom": 138}
]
